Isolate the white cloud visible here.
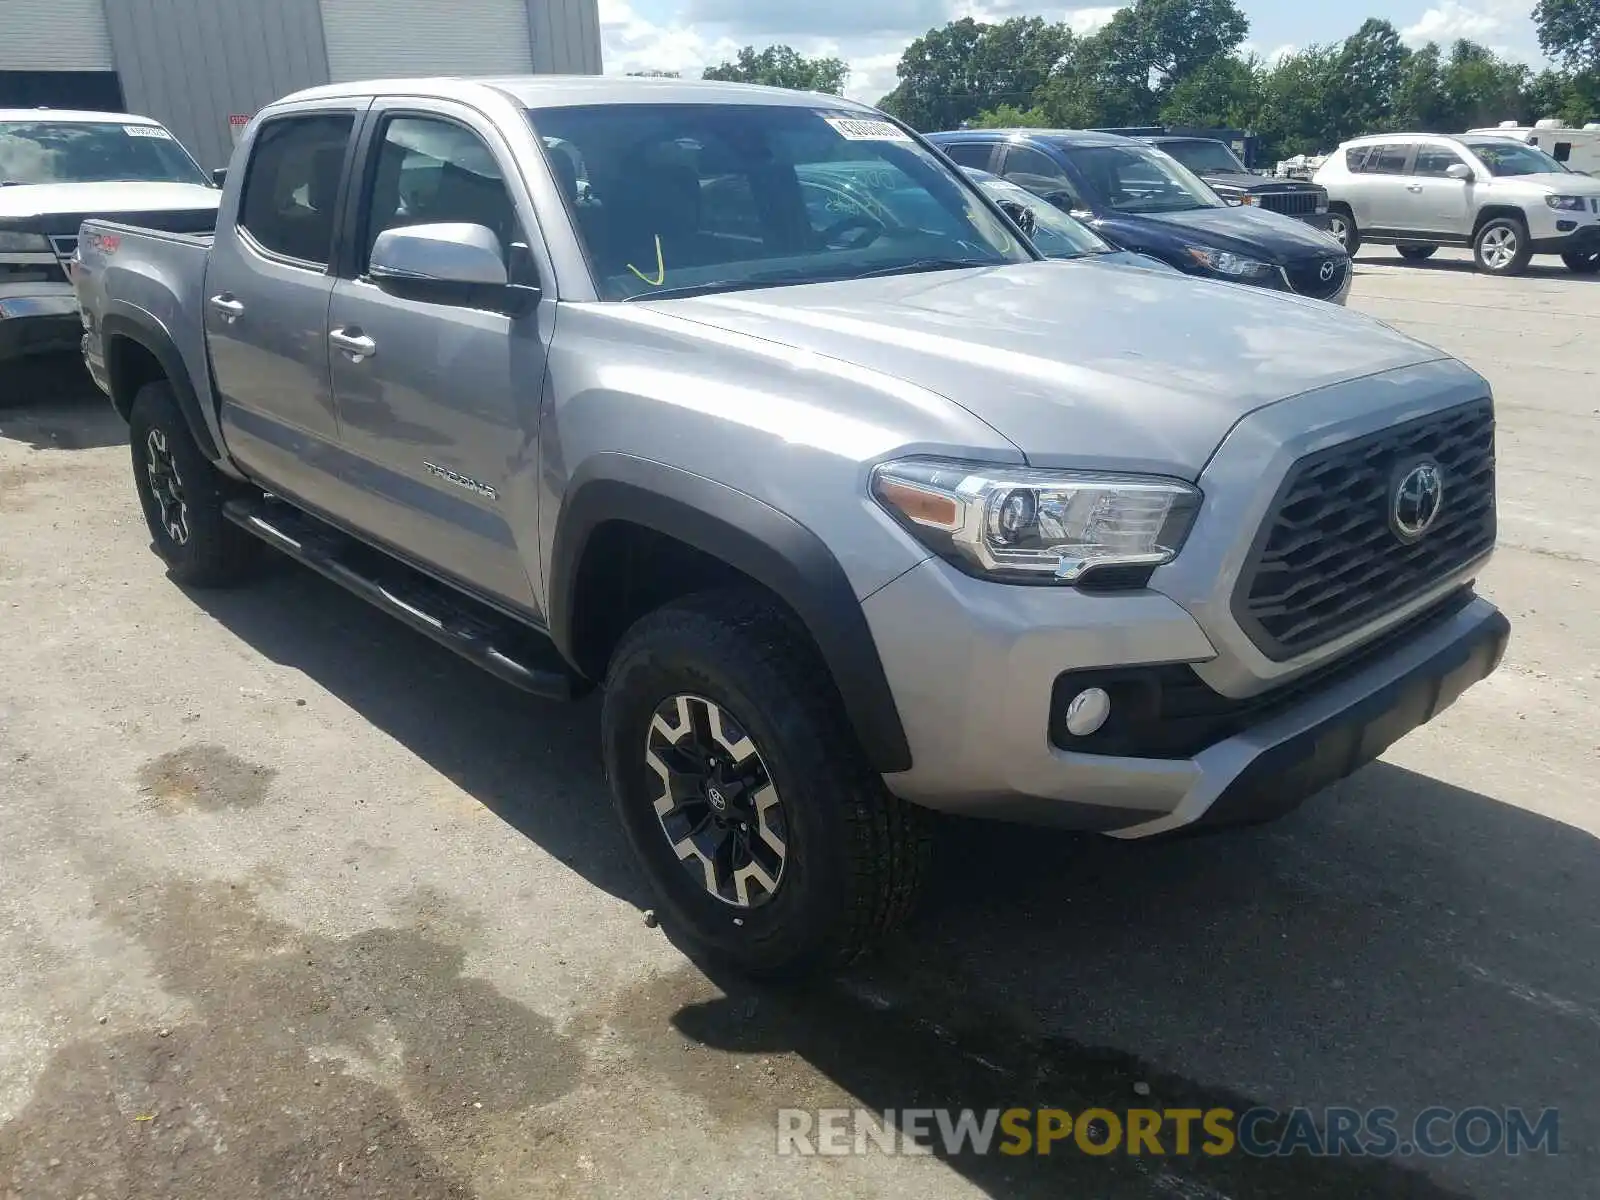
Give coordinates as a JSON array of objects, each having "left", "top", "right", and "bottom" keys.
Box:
[
  {"left": 1399, "top": 0, "right": 1545, "bottom": 60},
  {"left": 600, "top": 1, "right": 1129, "bottom": 103}
]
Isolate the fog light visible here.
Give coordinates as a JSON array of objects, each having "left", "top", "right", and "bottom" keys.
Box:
[{"left": 1063, "top": 687, "right": 1112, "bottom": 737}]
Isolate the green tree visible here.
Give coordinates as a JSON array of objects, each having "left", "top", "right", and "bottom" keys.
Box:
[
  {"left": 702, "top": 45, "right": 848, "bottom": 95},
  {"left": 878, "top": 17, "right": 1072, "bottom": 131},
  {"left": 1159, "top": 53, "right": 1264, "bottom": 128},
  {"left": 1394, "top": 42, "right": 1451, "bottom": 130},
  {"left": 1254, "top": 45, "right": 1344, "bottom": 158},
  {"left": 969, "top": 102, "right": 1052, "bottom": 129},
  {"left": 1438, "top": 40, "right": 1530, "bottom": 129},
  {"left": 1334, "top": 18, "right": 1409, "bottom": 133},
  {"left": 1534, "top": 0, "right": 1600, "bottom": 74}
]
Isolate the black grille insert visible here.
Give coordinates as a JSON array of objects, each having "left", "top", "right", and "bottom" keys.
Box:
[
  {"left": 1258, "top": 191, "right": 1320, "bottom": 217},
  {"left": 1284, "top": 256, "right": 1349, "bottom": 299},
  {"left": 1234, "top": 400, "right": 1495, "bottom": 660}
]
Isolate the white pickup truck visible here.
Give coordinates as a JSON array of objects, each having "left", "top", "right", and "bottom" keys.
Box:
[{"left": 0, "top": 108, "right": 218, "bottom": 368}]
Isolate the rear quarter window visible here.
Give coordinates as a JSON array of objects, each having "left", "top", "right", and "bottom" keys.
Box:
[{"left": 1344, "top": 146, "right": 1370, "bottom": 172}]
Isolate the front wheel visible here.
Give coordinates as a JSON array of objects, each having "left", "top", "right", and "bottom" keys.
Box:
[
  {"left": 1474, "top": 217, "right": 1531, "bottom": 276},
  {"left": 129, "top": 380, "right": 260, "bottom": 587},
  {"left": 1398, "top": 245, "right": 1438, "bottom": 261},
  {"left": 601, "top": 591, "right": 932, "bottom": 978},
  {"left": 1327, "top": 208, "right": 1360, "bottom": 256},
  {"left": 1562, "top": 250, "right": 1600, "bottom": 274}
]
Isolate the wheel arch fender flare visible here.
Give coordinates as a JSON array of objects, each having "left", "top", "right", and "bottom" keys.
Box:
[
  {"left": 100, "top": 308, "right": 223, "bottom": 464},
  {"left": 548, "top": 453, "right": 913, "bottom": 774}
]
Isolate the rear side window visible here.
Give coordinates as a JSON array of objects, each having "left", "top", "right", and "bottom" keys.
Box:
[
  {"left": 1363, "top": 144, "right": 1411, "bottom": 174},
  {"left": 238, "top": 113, "right": 355, "bottom": 267},
  {"left": 940, "top": 142, "right": 995, "bottom": 171}
]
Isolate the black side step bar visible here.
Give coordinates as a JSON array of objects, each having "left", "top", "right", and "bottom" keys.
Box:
[{"left": 223, "top": 497, "right": 581, "bottom": 701}]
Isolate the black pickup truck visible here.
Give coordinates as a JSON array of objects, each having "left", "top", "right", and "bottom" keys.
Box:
[{"left": 1140, "top": 136, "right": 1331, "bottom": 229}]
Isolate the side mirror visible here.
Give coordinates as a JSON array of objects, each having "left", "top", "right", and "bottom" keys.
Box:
[
  {"left": 998, "top": 200, "right": 1036, "bottom": 238},
  {"left": 370, "top": 222, "right": 539, "bottom": 314},
  {"left": 211, "top": 167, "right": 227, "bottom": 187},
  {"left": 1446, "top": 163, "right": 1474, "bottom": 182}
]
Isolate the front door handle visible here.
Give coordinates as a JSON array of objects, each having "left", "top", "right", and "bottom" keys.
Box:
[
  {"left": 1407, "top": 184, "right": 1424, "bottom": 192},
  {"left": 329, "top": 328, "right": 376, "bottom": 363},
  {"left": 208, "top": 294, "right": 244, "bottom": 323}
]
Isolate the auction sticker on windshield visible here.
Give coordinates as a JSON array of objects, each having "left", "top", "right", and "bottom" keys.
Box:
[
  {"left": 824, "top": 116, "right": 912, "bottom": 142},
  {"left": 124, "top": 125, "right": 173, "bottom": 139}
]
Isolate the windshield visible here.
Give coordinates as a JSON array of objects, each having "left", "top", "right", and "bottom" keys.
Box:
[
  {"left": 0, "top": 120, "right": 208, "bottom": 186},
  {"left": 1063, "top": 143, "right": 1225, "bottom": 215},
  {"left": 975, "top": 177, "right": 1112, "bottom": 258},
  {"left": 1155, "top": 140, "right": 1247, "bottom": 175},
  {"left": 1461, "top": 139, "right": 1569, "bottom": 177},
  {"left": 526, "top": 103, "right": 1031, "bottom": 300}
]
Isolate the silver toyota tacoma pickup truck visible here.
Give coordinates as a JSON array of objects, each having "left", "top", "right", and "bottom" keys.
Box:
[{"left": 74, "top": 77, "right": 1510, "bottom": 976}]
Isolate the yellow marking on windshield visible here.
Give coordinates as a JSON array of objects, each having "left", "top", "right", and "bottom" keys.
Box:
[{"left": 628, "top": 235, "right": 666, "bottom": 287}]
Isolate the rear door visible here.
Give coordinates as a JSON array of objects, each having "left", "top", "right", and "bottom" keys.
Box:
[
  {"left": 324, "top": 100, "right": 548, "bottom": 611},
  {"left": 205, "top": 104, "right": 363, "bottom": 502},
  {"left": 1402, "top": 144, "right": 1477, "bottom": 239},
  {"left": 1349, "top": 142, "right": 1414, "bottom": 231}
]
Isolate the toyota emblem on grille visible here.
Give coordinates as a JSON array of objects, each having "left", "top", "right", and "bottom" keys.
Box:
[
  {"left": 1319, "top": 259, "right": 1338, "bottom": 282},
  {"left": 1391, "top": 462, "right": 1444, "bottom": 541}
]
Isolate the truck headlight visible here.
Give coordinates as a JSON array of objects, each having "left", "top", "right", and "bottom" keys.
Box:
[
  {"left": 1546, "top": 195, "right": 1588, "bottom": 211},
  {"left": 871, "top": 458, "right": 1201, "bottom": 586},
  {"left": 0, "top": 231, "right": 51, "bottom": 252},
  {"left": 1184, "top": 246, "right": 1274, "bottom": 279}
]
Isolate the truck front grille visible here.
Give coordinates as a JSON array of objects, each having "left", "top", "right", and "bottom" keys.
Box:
[
  {"left": 1234, "top": 400, "right": 1496, "bottom": 660},
  {"left": 1258, "top": 191, "right": 1320, "bottom": 217}
]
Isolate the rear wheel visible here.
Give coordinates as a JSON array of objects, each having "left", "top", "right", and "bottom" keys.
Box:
[
  {"left": 128, "top": 380, "right": 260, "bottom": 587},
  {"left": 601, "top": 590, "right": 932, "bottom": 978},
  {"left": 1397, "top": 245, "right": 1438, "bottom": 261},
  {"left": 1562, "top": 250, "right": 1600, "bottom": 274},
  {"left": 1327, "top": 208, "right": 1360, "bottom": 256},
  {"left": 1473, "top": 217, "right": 1531, "bottom": 276}
]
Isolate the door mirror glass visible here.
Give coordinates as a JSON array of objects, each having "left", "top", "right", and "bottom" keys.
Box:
[
  {"left": 1446, "top": 163, "right": 1474, "bottom": 182},
  {"left": 371, "top": 222, "right": 509, "bottom": 286}
]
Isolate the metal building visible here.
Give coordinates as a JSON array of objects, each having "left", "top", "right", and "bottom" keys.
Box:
[{"left": 0, "top": 0, "right": 603, "bottom": 168}]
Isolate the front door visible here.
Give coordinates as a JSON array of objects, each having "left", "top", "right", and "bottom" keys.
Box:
[
  {"left": 206, "top": 109, "right": 359, "bottom": 504},
  {"left": 325, "top": 105, "right": 545, "bottom": 612},
  {"left": 1400, "top": 145, "right": 1477, "bottom": 239}
]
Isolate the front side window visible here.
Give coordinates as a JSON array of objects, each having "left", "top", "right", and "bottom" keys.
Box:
[
  {"left": 238, "top": 113, "right": 354, "bottom": 266},
  {"left": 1062, "top": 144, "right": 1224, "bottom": 214},
  {"left": 1463, "top": 139, "right": 1567, "bottom": 176},
  {"left": 0, "top": 120, "right": 208, "bottom": 186},
  {"left": 1413, "top": 146, "right": 1467, "bottom": 178},
  {"left": 976, "top": 178, "right": 1112, "bottom": 259},
  {"left": 525, "top": 103, "right": 1028, "bottom": 300},
  {"left": 363, "top": 116, "right": 521, "bottom": 268}
]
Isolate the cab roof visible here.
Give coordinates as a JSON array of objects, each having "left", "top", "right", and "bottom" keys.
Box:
[{"left": 273, "top": 74, "right": 877, "bottom": 112}]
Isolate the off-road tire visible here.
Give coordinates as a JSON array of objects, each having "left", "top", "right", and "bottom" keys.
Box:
[
  {"left": 601, "top": 589, "right": 933, "bottom": 978},
  {"left": 1473, "top": 216, "right": 1532, "bottom": 276},
  {"left": 128, "top": 380, "right": 260, "bottom": 587}
]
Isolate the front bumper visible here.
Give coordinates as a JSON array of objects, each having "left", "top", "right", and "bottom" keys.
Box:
[
  {"left": 0, "top": 289, "right": 81, "bottom": 361},
  {"left": 1531, "top": 222, "right": 1600, "bottom": 256},
  {"left": 864, "top": 556, "right": 1507, "bottom": 837}
]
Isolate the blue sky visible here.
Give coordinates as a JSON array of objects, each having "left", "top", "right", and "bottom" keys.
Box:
[{"left": 599, "top": 0, "right": 1546, "bottom": 100}]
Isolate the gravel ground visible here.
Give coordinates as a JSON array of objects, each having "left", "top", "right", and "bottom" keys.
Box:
[{"left": 1, "top": 248, "right": 1596, "bottom": 1199}]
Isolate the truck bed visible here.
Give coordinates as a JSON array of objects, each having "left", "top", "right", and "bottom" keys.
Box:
[{"left": 75, "top": 217, "right": 217, "bottom": 432}]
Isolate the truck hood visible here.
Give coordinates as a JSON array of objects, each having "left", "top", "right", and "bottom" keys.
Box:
[
  {"left": 650, "top": 258, "right": 1448, "bottom": 478},
  {"left": 1200, "top": 171, "right": 1323, "bottom": 195},
  {"left": 0, "top": 180, "right": 220, "bottom": 220}
]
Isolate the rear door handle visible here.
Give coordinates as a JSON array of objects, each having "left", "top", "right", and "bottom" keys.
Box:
[
  {"left": 208, "top": 294, "right": 244, "bottom": 323},
  {"left": 329, "top": 328, "right": 376, "bottom": 363},
  {"left": 1406, "top": 185, "right": 1424, "bottom": 192}
]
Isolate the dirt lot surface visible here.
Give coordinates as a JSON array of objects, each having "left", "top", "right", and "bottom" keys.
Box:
[{"left": 2, "top": 249, "right": 1596, "bottom": 1199}]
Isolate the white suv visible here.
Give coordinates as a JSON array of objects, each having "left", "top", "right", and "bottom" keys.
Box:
[{"left": 1314, "top": 133, "right": 1600, "bottom": 276}]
